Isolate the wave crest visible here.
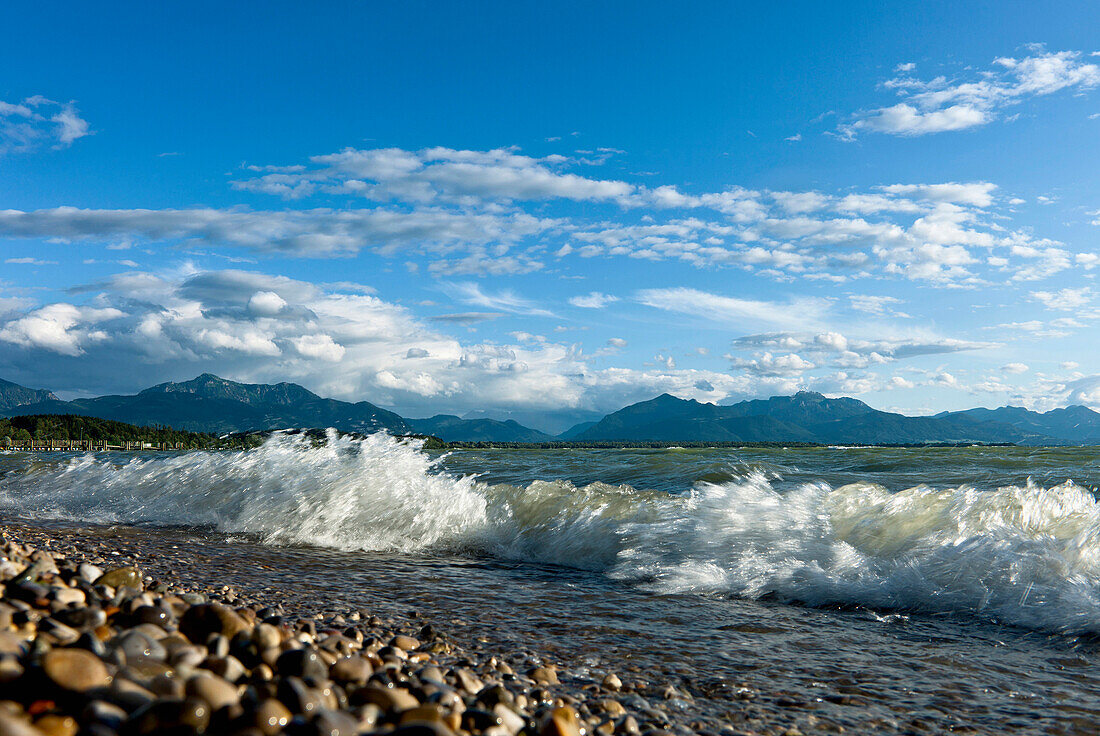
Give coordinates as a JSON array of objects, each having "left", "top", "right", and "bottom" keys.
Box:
[{"left": 3, "top": 432, "right": 1100, "bottom": 634}]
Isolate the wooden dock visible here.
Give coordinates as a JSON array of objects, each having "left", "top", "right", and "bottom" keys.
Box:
[{"left": 3, "top": 440, "right": 190, "bottom": 452}]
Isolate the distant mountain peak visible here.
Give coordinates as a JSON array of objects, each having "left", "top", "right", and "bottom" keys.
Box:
[
  {"left": 0, "top": 378, "right": 61, "bottom": 411},
  {"left": 140, "top": 374, "right": 320, "bottom": 407},
  {"left": 651, "top": 392, "right": 697, "bottom": 404}
]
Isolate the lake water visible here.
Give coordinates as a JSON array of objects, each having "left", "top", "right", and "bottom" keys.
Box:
[{"left": 3, "top": 434, "right": 1100, "bottom": 733}]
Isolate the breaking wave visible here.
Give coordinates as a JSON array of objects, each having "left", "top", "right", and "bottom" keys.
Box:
[{"left": 3, "top": 431, "right": 1100, "bottom": 634}]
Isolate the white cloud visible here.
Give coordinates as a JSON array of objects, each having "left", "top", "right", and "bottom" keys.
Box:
[
  {"left": 1002, "top": 362, "right": 1030, "bottom": 374},
  {"left": 879, "top": 182, "right": 997, "bottom": 207},
  {"left": 840, "top": 49, "right": 1100, "bottom": 138},
  {"left": 247, "top": 291, "right": 287, "bottom": 316},
  {"left": 0, "top": 206, "right": 559, "bottom": 260},
  {"left": 0, "top": 96, "right": 91, "bottom": 154},
  {"left": 636, "top": 287, "right": 830, "bottom": 331},
  {"left": 849, "top": 295, "right": 905, "bottom": 316},
  {"left": 568, "top": 291, "right": 619, "bottom": 309},
  {"left": 1031, "top": 287, "right": 1093, "bottom": 310},
  {"left": 0, "top": 265, "right": 923, "bottom": 419},
  {"left": 233, "top": 146, "right": 637, "bottom": 205},
  {"left": 0, "top": 303, "right": 123, "bottom": 356},
  {"left": 444, "top": 281, "right": 555, "bottom": 317},
  {"left": 0, "top": 143, "right": 1081, "bottom": 287},
  {"left": 730, "top": 352, "right": 815, "bottom": 376}
]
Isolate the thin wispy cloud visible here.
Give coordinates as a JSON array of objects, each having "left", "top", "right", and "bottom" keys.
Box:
[{"left": 0, "top": 96, "right": 91, "bottom": 154}]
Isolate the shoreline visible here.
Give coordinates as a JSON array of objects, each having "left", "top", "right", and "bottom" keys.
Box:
[{"left": 0, "top": 519, "right": 804, "bottom": 736}]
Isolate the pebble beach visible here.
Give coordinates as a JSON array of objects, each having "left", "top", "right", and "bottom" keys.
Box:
[{"left": 0, "top": 521, "right": 781, "bottom": 736}]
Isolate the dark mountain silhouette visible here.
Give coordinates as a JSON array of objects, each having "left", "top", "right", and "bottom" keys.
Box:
[
  {"left": 0, "top": 378, "right": 60, "bottom": 412},
  {"left": 407, "top": 415, "right": 555, "bottom": 442},
  {"left": 3, "top": 377, "right": 1100, "bottom": 445},
  {"left": 1, "top": 374, "right": 409, "bottom": 435},
  {"left": 571, "top": 391, "right": 1062, "bottom": 445},
  {"left": 936, "top": 405, "right": 1100, "bottom": 445}
]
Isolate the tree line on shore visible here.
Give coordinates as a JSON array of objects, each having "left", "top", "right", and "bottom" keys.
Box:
[{"left": 0, "top": 414, "right": 246, "bottom": 449}]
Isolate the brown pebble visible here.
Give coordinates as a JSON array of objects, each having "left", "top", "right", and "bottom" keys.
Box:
[
  {"left": 186, "top": 674, "right": 240, "bottom": 711},
  {"left": 0, "top": 633, "right": 26, "bottom": 657},
  {"left": 94, "top": 567, "right": 143, "bottom": 591},
  {"left": 350, "top": 685, "right": 419, "bottom": 712},
  {"left": 392, "top": 723, "right": 458, "bottom": 736},
  {"left": 42, "top": 649, "right": 111, "bottom": 692},
  {"left": 251, "top": 698, "right": 291, "bottom": 736},
  {"left": 179, "top": 603, "right": 251, "bottom": 643},
  {"left": 330, "top": 655, "right": 372, "bottom": 684},
  {"left": 530, "top": 666, "right": 560, "bottom": 685},
  {"left": 540, "top": 706, "right": 582, "bottom": 736},
  {"left": 399, "top": 705, "right": 445, "bottom": 724},
  {"left": 0, "top": 656, "right": 24, "bottom": 685},
  {"left": 312, "top": 708, "right": 359, "bottom": 736},
  {"left": 0, "top": 712, "right": 42, "bottom": 736},
  {"left": 33, "top": 714, "right": 77, "bottom": 736}
]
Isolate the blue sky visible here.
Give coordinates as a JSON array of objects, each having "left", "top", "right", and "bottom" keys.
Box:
[{"left": 2, "top": 1, "right": 1100, "bottom": 431}]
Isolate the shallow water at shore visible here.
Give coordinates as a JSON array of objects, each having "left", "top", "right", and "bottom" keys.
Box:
[
  {"left": 5, "top": 439, "right": 1100, "bottom": 732},
  {"left": 8, "top": 516, "right": 1100, "bottom": 734}
]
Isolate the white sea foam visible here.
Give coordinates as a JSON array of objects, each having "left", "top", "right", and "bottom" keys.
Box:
[{"left": 3, "top": 431, "right": 1100, "bottom": 634}]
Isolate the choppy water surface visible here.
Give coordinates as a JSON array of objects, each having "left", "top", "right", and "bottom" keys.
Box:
[{"left": 4, "top": 436, "right": 1100, "bottom": 732}]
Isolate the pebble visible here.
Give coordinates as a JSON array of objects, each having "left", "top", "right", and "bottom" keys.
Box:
[
  {"left": 0, "top": 712, "right": 43, "bottom": 736},
  {"left": 541, "top": 706, "right": 584, "bottom": 736},
  {"left": 34, "top": 714, "right": 78, "bottom": 736},
  {"left": 0, "top": 527, "right": 745, "bottom": 736},
  {"left": 276, "top": 647, "right": 329, "bottom": 680},
  {"left": 94, "top": 566, "right": 143, "bottom": 591},
  {"left": 179, "top": 602, "right": 251, "bottom": 641},
  {"left": 185, "top": 673, "right": 240, "bottom": 710},
  {"left": 530, "top": 665, "right": 560, "bottom": 685},
  {"left": 252, "top": 698, "right": 292, "bottom": 735},
  {"left": 41, "top": 648, "right": 111, "bottom": 692},
  {"left": 330, "top": 654, "right": 373, "bottom": 683},
  {"left": 77, "top": 563, "right": 104, "bottom": 582}
]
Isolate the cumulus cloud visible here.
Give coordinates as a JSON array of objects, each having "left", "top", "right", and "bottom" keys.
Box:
[
  {"left": 840, "top": 49, "right": 1100, "bottom": 138},
  {"left": 232, "top": 146, "right": 637, "bottom": 205},
  {"left": 730, "top": 352, "right": 815, "bottom": 376},
  {"left": 730, "top": 330, "right": 995, "bottom": 377},
  {"left": 1031, "top": 287, "right": 1093, "bottom": 310},
  {"left": 849, "top": 295, "right": 906, "bottom": 316},
  {"left": 0, "top": 96, "right": 91, "bottom": 154},
  {"left": 7, "top": 266, "right": 949, "bottom": 419},
  {"left": 0, "top": 304, "right": 123, "bottom": 356},
  {"left": 0, "top": 141, "right": 1074, "bottom": 286},
  {"left": 0, "top": 206, "right": 558, "bottom": 261}
]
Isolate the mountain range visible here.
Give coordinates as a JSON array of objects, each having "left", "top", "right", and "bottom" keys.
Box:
[{"left": 2, "top": 373, "right": 1099, "bottom": 445}]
